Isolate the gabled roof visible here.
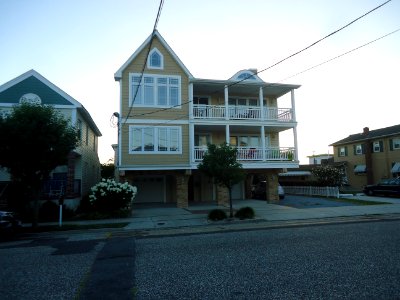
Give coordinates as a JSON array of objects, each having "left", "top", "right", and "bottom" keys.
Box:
[
  {"left": 330, "top": 124, "right": 400, "bottom": 146},
  {"left": 114, "top": 30, "right": 193, "bottom": 80},
  {"left": 0, "top": 69, "right": 101, "bottom": 136}
]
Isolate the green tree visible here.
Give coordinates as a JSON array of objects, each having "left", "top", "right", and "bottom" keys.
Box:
[
  {"left": 0, "top": 103, "right": 78, "bottom": 227},
  {"left": 101, "top": 162, "right": 115, "bottom": 179},
  {"left": 198, "top": 143, "right": 245, "bottom": 218},
  {"left": 311, "top": 165, "right": 343, "bottom": 187}
]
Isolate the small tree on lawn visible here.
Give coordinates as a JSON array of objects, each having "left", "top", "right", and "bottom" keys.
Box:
[
  {"left": 311, "top": 165, "right": 343, "bottom": 187},
  {"left": 0, "top": 103, "right": 78, "bottom": 227},
  {"left": 198, "top": 143, "right": 245, "bottom": 218}
]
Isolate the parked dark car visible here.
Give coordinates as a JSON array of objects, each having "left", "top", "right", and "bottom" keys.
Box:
[
  {"left": 0, "top": 211, "right": 22, "bottom": 233},
  {"left": 363, "top": 178, "right": 400, "bottom": 196},
  {"left": 251, "top": 181, "right": 285, "bottom": 200}
]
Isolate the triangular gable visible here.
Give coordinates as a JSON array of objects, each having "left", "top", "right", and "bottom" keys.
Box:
[
  {"left": 0, "top": 70, "right": 102, "bottom": 136},
  {"left": 114, "top": 30, "right": 193, "bottom": 80},
  {"left": 0, "top": 69, "right": 80, "bottom": 107}
]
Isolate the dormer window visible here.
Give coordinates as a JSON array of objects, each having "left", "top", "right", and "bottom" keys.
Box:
[
  {"left": 237, "top": 72, "right": 256, "bottom": 80},
  {"left": 148, "top": 48, "right": 164, "bottom": 69},
  {"left": 230, "top": 70, "right": 263, "bottom": 82}
]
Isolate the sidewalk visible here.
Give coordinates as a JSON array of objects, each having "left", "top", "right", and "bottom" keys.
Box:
[{"left": 42, "top": 195, "right": 400, "bottom": 232}]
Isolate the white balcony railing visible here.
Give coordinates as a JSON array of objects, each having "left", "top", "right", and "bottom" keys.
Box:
[
  {"left": 193, "top": 105, "right": 293, "bottom": 122},
  {"left": 194, "top": 146, "right": 295, "bottom": 162}
]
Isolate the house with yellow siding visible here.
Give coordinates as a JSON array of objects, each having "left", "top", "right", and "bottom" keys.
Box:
[
  {"left": 114, "top": 31, "right": 300, "bottom": 207},
  {"left": 331, "top": 125, "right": 400, "bottom": 190},
  {"left": 0, "top": 70, "right": 102, "bottom": 210}
]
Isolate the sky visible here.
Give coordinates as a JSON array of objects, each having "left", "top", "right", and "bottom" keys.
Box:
[{"left": 1, "top": 0, "right": 399, "bottom": 164}]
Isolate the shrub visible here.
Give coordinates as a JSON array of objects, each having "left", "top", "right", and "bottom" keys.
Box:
[
  {"left": 89, "top": 179, "right": 137, "bottom": 213},
  {"left": 234, "top": 206, "right": 255, "bottom": 220},
  {"left": 207, "top": 209, "right": 227, "bottom": 221}
]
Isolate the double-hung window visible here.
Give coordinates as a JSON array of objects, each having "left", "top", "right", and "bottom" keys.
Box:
[
  {"left": 130, "top": 126, "right": 181, "bottom": 154},
  {"left": 130, "top": 74, "right": 181, "bottom": 107},
  {"left": 339, "top": 146, "right": 347, "bottom": 157}
]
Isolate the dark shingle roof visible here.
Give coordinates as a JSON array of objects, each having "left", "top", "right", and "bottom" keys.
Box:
[{"left": 330, "top": 124, "right": 400, "bottom": 146}]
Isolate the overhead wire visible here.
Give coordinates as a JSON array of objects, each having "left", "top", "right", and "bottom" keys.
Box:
[
  {"left": 127, "top": 27, "right": 400, "bottom": 135},
  {"left": 123, "top": 0, "right": 392, "bottom": 120},
  {"left": 123, "top": 0, "right": 164, "bottom": 124}
]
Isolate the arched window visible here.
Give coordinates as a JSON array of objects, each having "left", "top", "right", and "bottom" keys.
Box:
[
  {"left": 237, "top": 72, "right": 256, "bottom": 80},
  {"left": 148, "top": 48, "right": 164, "bottom": 69}
]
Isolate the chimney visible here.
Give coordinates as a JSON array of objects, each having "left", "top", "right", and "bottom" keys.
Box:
[{"left": 363, "top": 127, "right": 369, "bottom": 135}]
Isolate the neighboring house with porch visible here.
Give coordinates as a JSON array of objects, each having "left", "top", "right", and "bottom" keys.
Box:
[
  {"left": 114, "top": 31, "right": 300, "bottom": 207},
  {"left": 330, "top": 125, "right": 400, "bottom": 190},
  {"left": 0, "top": 70, "right": 102, "bottom": 209}
]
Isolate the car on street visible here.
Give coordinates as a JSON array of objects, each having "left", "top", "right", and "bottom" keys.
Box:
[
  {"left": 363, "top": 178, "right": 400, "bottom": 196},
  {"left": 251, "top": 181, "right": 285, "bottom": 200},
  {"left": 0, "top": 210, "right": 22, "bottom": 233}
]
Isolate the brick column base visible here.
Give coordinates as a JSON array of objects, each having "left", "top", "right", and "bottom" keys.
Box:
[
  {"left": 176, "top": 174, "right": 189, "bottom": 208},
  {"left": 216, "top": 184, "right": 229, "bottom": 207},
  {"left": 266, "top": 171, "right": 279, "bottom": 203}
]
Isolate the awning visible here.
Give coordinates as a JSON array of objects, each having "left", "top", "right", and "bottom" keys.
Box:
[
  {"left": 354, "top": 165, "right": 366, "bottom": 173},
  {"left": 392, "top": 162, "right": 400, "bottom": 173}
]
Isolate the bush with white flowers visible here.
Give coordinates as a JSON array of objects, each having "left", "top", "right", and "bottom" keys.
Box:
[{"left": 89, "top": 179, "right": 137, "bottom": 212}]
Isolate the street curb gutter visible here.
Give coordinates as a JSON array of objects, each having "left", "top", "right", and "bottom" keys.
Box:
[{"left": 110, "top": 214, "right": 400, "bottom": 239}]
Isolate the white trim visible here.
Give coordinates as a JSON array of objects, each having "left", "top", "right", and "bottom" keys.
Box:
[
  {"left": 118, "top": 80, "right": 122, "bottom": 168},
  {"left": 0, "top": 70, "right": 81, "bottom": 107},
  {"left": 129, "top": 125, "right": 182, "bottom": 154},
  {"left": 119, "top": 165, "right": 191, "bottom": 171},
  {"left": 114, "top": 31, "right": 193, "bottom": 80},
  {"left": 129, "top": 73, "right": 181, "bottom": 108},
  {"left": 147, "top": 47, "right": 164, "bottom": 70},
  {"left": 124, "top": 119, "right": 189, "bottom": 125}
]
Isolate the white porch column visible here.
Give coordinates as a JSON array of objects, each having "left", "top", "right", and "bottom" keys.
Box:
[
  {"left": 224, "top": 85, "right": 229, "bottom": 120},
  {"left": 293, "top": 127, "right": 299, "bottom": 161},
  {"left": 189, "top": 123, "right": 195, "bottom": 163},
  {"left": 291, "top": 89, "right": 296, "bottom": 122},
  {"left": 261, "top": 126, "right": 266, "bottom": 161},
  {"left": 259, "top": 86, "right": 264, "bottom": 120},
  {"left": 291, "top": 89, "right": 298, "bottom": 161},
  {"left": 225, "top": 124, "right": 230, "bottom": 145},
  {"left": 189, "top": 83, "right": 194, "bottom": 119}
]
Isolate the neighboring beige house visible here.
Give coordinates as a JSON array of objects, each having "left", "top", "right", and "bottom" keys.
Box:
[
  {"left": 114, "top": 31, "right": 300, "bottom": 207},
  {"left": 307, "top": 154, "right": 333, "bottom": 165},
  {"left": 0, "top": 70, "right": 102, "bottom": 209},
  {"left": 331, "top": 125, "right": 400, "bottom": 190}
]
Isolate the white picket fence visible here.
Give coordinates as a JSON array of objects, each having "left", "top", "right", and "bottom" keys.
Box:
[{"left": 283, "top": 186, "right": 340, "bottom": 198}]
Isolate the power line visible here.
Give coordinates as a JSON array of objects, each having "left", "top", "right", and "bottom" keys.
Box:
[
  {"left": 278, "top": 28, "right": 400, "bottom": 83},
  {"left": 124, "top": 0, "right": 392, "bottom": 120},
  {"left": 230, "top": 0, "right": 392, "bottom": 88},
  {"left": 123, "top": 0, "right": 164, "bottom": 124},
  {"left": 125, "top": 26, "right": 399, "bottom": 126}
]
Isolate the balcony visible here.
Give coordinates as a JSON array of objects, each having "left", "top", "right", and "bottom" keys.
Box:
[
  {"left": 193, "top": 105, "right": 293, "bottom": 122},
  {"left": 194, "top": 146, "right": 295, "bottom": 162}
]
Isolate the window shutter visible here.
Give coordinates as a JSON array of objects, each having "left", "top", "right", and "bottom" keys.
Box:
[
  {"left": 390, "top": 139, "right": 393, "bottom": 151},
  {"left": 353, "top": 145, "right": 356, "bottom": 155},
  {"left": 345, "top": 146, "right": 348, "bottom": 156},
  {"left": 361, "top": 144, "right": 365, "bottom": 154},
  {"left": 379, "top": 141, "right": 384, "bottom": 152}
]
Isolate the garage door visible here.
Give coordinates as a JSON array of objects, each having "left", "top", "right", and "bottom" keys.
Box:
[
  {"left": 131, "top": 176, "right": 165, "bottom": 203},
  {"left": 231, "top": 181, "right": 244, "bottom": 200}
]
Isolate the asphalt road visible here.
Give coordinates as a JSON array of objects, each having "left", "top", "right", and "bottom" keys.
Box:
[
  {"left": 134, "top": 221, "right": 400, "bottom": 299},
  {"left": 1, "top": 220, "right": 400, "bottom": 299}
]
